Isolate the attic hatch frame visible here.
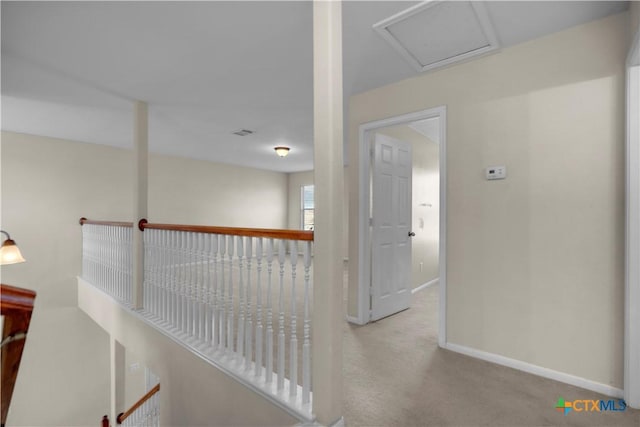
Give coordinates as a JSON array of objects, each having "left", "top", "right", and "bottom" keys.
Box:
[{"left": 373, "top": 0, "right": 500, "bottom": 73}]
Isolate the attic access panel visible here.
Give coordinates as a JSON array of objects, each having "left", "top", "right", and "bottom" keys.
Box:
[{"left": 373, "top": 1, "right": 500, "bottom": 73}]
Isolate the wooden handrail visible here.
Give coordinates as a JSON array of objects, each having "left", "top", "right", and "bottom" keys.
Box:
[
  {"left": 117, "top": 383, "right": 160, "bottom": 425},
  {"left": 79, "top": 217, "right": 133, "bottom": 228},
  {"left": 139, "top": 219, "right": 314, "bottom": 241},
  {"left": 79, "top": 217, "right": 314, "bottom": 241},
  {"left": 1, "top": 284, "right": 36, "bottom": 426}
]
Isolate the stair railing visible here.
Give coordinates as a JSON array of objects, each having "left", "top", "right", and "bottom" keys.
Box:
[
  {"left": 80, "top": 218, "right": 315, "bottom": 418},
  {"left": 1, "top": 284, "right": 36, "bottom": 426},
  {"left": 116, "top": 383, "right": 160, "bottom": 426},
  {"left": 79, "top": 218, "right": 133, "bottom": 306}
]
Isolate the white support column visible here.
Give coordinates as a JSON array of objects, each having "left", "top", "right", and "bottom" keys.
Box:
[
  {"left": 110, "top": 337, "right": 125, "bottom": 423},
  {"left": 133, "top": 100, "right": 148, "bottom": 309},
  {"left": 625, "top": 26, "right": 640, "bottom": 409},
  {"left": 312, "top": 1, "right": 344, "bottom": 424}
]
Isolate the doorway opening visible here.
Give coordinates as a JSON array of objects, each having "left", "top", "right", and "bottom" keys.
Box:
[{"left": 353, "top": 106, "right": 447, "bottom": 346}]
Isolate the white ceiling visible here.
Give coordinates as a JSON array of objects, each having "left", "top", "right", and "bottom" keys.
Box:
[{"left": 1, "top": 1, "right": 628, "bottom": 173}]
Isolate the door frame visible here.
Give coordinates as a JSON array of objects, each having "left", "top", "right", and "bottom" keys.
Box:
[
  {"left": 356, "top": 106, "right": 447, "bottom": 347},
  {"left": 625, "top": 23, "right": 640, "bottom": 409}
]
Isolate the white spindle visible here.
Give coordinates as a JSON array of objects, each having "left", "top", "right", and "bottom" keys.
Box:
[
  {"left": 196, "top": 233, "right": 204, "bottom": 340},
  {"left": 245, "top": 236, "right": 253, "bottom": 371},
  {"left": 290, "top": 241, "right": 298, "bottom": 397},
  {"left": 302, "top": 240, "right": 312, "bottom": 404},
  {"left": 181, "top": 231, "right": 186, "bottom": 333},
  {"left": 227, "top": 236, "right": 235, "bottom": 352},
  {"left": 212, "top": 234, "right": 219, "bottom": 348},
  {"left": 186, "top": 232, "right": 194, "bottom": 337},
  {"left": 277, "top": 239, "right": 286, "bottom": 391},
  {"left": 255, "top": 238, "right": 263, "bottom": 378},
  {"left": 143, "top": 229, "right": 150, "bottom": 312},
  {"left": 265, "top": 239, "right": 274, "bottom": 384},
  {"left": 203, "top": 233, "right": 211, "bottom": 344},
  {"left": 172, "top": 230, "right": 180, "bottom": 330},
  {"left": 219, "top": 235, "right": 227, "bottom": 350},
  {"left": 237, "top": 236, "right": 245, "bottom": 361},
  {"left": 194, "top": 232, "right": 201, "bottom": 339}
]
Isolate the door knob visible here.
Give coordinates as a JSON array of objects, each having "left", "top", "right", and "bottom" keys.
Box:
[{"left": 408, "top": 231, "right": 416, "bottom": 237}]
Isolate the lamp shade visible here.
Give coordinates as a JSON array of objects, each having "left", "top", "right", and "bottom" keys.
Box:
[{"left": 0, "top": 235, "right": 26, "bottom": 265}]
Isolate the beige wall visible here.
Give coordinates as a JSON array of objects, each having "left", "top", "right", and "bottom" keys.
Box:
[
  {"left": 124, "top": 348, "right": 148, "bottom": 410},
  {"left": 348, "top": 13, "right": 627, "bottom": 388},
  {"left": 287, "top": 169, "right": 349, "bottom": 259},
  {"left": 150, "top": 155, "right": 287, "bottom": 228},
  {"left": 378, "top": 125, "right": 439, "bottom": 288},
  {"left": 1, "top": 131, "right": 289, "bottom": 425}
]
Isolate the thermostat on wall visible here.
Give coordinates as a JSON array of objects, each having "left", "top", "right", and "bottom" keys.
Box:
[{"left": 486, "top": 165, "right": 507, "bottom": 180}]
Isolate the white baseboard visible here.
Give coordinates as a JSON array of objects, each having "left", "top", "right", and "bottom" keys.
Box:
[
  {"left": 346, "top": 315, "right": 366, "bottom": 325},
  {"left": 442, "top": 342, "right": 623, "bottom": 399},
  {"left": 412, "top": 278, "right": 439, "bottom": 294}
]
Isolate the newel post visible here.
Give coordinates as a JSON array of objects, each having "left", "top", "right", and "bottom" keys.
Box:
[
  {"left": 132, "top": 100, "right": 148, "bottom": 309},
  {"left": 312, "top": 0, "right": 344, "bottom": 424}
]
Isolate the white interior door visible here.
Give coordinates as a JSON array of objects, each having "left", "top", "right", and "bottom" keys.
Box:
[{"left": 371, "top": 133, "right": 412, "bottom": 321}]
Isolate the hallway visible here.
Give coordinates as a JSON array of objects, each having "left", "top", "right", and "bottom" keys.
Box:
[{"left": 342, "top": 285, "right": 640, "bottom": 426}]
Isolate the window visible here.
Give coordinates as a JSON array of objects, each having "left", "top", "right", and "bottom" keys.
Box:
[{"left": 301, "top": 185, "right": 314, "bottom": 231}]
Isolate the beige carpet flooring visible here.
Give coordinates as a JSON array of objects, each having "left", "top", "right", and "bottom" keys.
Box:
[{"left": 342, "top": 284, "right": 640, "bottom": 427}]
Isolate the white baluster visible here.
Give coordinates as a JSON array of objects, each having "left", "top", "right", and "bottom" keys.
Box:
[
  {"left": 192, "top": 233, "right": 199, "bottom": 339},
  {"left": 245, "top": 236, "right": 253, "bottom": 371},
  {"left": 290, "top": 240, "right": 298, "bottom": 397},
  {"left": 219, "top": 235, "right": 226, "bottom": 350},
  {"left": 176, "top": 230, "right": 182, "bottom": 331},
  {"left": 149, "top": 229, "right": 155, "bottom": 314},
  {"left": 186, "top": 232, "right": 194, "bottom": 337},
  {"left": 302, "top": 240, "right": 312, "bottom": 404},
  {"left": 237, "top": 236, "right": 245, "bottom": 361},
  {"left": 203, "top": 233, "right": 211, "bottom": 344},
  {"left": 143, "top": 229, "right": 150, "bottom": 312},
  {"left": 265, "top": 239, "right": 274, "bottom": 383},
  {"left": 163, "top": 230, "right": 169, "bottom": 323},
  {"left": 192, "top": 232, "right": 200, "bottom": 339},
  {"left": 227, "top": 235, "right": 235, "bottom": 353},
  {"left": 212, "top": 234, "right": 220, "bottom": 349},
  {"left": 277, "top": 239, "right": 286, "bottom": 392},
  {"left": 172, "top": 230, "right": 179, "bottom": 330},
  {"left": 255, "top": 238, "right": 263, "bottom": 378},
  {"left": 193, "top": 233, "right": 204, "bottom": 342}
]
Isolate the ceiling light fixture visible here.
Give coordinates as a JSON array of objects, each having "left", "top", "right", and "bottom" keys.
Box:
[{"left": 274, "top": 146, "right": 290, "bottom": 157}]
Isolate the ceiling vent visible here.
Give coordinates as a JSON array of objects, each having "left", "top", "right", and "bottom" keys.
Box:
[
  {"left": 232, "top": 129, "right": 254, "bottom": 136},
  {"left": 373, "top": 1, "right": 500, "bottom": 73}
]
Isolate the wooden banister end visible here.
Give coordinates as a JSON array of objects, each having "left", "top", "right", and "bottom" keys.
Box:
[
  {"left": 138, "top": 218, "right": 148, "bottom": 231},
  {"left": 79, "top": 217, "right": 87, "bottom": 226},
  {"left": 116, "top": 412, "right": 124, "bottom": 425},
  {"left": 101, "top": 415, "right": 109, "bottom": 427}
]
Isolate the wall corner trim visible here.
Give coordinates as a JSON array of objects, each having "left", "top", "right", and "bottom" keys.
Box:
[
  {"left": 345, "top": 315, "right": 366, "bottom": 326},
  {"left": 443, "top": 342, "right": 624, "bottom": 399}
]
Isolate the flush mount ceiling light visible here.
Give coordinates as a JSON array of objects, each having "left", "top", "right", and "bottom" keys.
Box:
[
  {"left": 373, "top": 1, "right": 500, "bottom": 73},
  {"left": 274, "top": 146, "right": 290, "bottom": 157}
]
